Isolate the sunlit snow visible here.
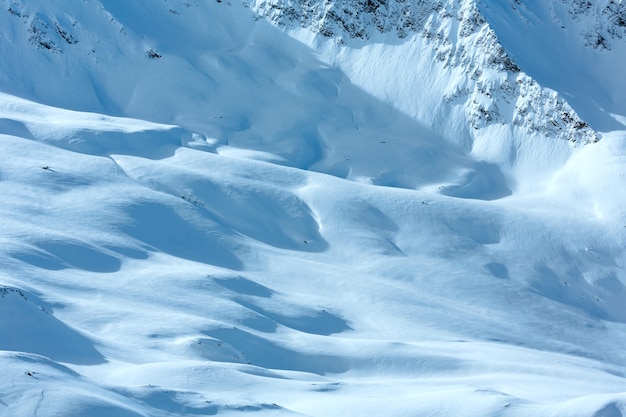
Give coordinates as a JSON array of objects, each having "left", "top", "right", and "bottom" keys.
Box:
[{"left": 1, "top": 0, "right": 625, "bottom": 416}]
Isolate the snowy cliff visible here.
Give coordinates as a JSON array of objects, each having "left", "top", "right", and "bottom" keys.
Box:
[{"left": 243, "top": 0, "right": 600, "bottom": 147}]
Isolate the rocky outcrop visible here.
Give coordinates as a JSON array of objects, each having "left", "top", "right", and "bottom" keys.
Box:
[{"left": 561, "top": 0, "right": 626, "bottom": 50}]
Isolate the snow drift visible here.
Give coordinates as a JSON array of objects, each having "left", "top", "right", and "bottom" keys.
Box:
[{"left": 1, "top": 0, "right": 625, "bottom": 416}]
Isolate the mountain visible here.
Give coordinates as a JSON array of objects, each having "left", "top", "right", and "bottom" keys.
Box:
[
  {"left": 247, "top": 0, "right": 626, "bottom": 132},
  {"left": 1, "top": 1, "right": 625, "bottom": 416}
]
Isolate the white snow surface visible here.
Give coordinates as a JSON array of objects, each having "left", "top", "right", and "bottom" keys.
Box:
[{"left": 1, "top": 0, "right": 626, "bottom": 416}]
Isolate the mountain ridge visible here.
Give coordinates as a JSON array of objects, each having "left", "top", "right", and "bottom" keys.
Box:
[{"left": 243, "top": 0, "right": 603, "bottom": 146}]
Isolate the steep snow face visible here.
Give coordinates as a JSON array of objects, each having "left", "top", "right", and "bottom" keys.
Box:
[
  {"left": 0, "top": 0, "right": 601, "bottom": 155},
  {"left": 477, "top": 0, "right": 626, "bottom": 131},
  {"left": 245, "top": 0, "right": 598, "bottom": 139},
  {"left": 242, "top": 0, "right": 603, "bottom": 191}
]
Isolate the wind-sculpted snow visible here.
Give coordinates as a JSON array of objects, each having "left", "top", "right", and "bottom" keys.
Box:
[
  {"left": 0, "top": 287, "right": 106, "bottom": 364},
  {"left": 1, "top": 0, "right": 626, "bottom": 416}
]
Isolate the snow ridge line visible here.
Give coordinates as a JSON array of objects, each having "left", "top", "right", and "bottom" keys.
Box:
[{"left": 241, "top": 0, "right": 599, "bottom": 144}]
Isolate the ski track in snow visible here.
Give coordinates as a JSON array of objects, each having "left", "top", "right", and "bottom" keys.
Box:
[{"left": 1, "top": 0, "right": 626, "bottom": 416}]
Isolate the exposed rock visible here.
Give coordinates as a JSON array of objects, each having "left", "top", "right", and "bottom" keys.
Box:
[{"left": 242, "top": 0, "right": 599, "bottom": 144}]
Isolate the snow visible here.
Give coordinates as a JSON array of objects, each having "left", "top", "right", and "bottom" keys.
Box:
[
  {"left": 1, "top": 0, "right": 626, "bottom": 416},
  {"left": 477, "top": 0, "right": 626, "bottom": 131}
]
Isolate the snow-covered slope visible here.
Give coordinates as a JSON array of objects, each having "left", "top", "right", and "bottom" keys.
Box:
[
  {"left": 1, "top": 1, "right": 626, "bottom": 416},
  {"left": 242, "top": 0, "right": 610, "bottom": 193},
  {"left": 479, "top": 0, "right": 626, "bottom": 131},
  {"left": 246, "top": 0, "right": 626, "bottom": 131}
]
